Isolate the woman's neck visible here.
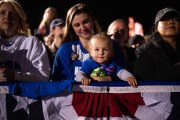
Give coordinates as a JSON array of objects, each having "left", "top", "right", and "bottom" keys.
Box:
[
  {"left": 1, "top": 31, "right": 17, "bottom": 39},
  {"left": 79, "top": 37, "right": 90, "bottom": 52},
  {"left": 163, "top": 36, "right": 176, "bottom": 49}
]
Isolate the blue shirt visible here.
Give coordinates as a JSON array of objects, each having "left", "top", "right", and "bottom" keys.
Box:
[
  {"left": 51, "top": 40, "right": 89, "bottom": 81},
  {"left": 81, "top": 58, "right": 123, "bottom": 76}
]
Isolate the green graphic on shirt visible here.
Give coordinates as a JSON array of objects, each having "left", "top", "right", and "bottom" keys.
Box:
[{"left": 90, "top": 67, "right": 106, "bottom": 77}]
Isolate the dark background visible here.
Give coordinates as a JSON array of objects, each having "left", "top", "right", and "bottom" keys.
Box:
[{"left": 18, "top": 0, "right": 179, "bottom": 35}]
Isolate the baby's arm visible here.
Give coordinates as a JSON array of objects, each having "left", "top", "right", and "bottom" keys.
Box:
[
  {"left": 75, "top": 71, "right": 91, "bottom": 85},
  {"left": 117, "top": 69, "right": 138, "bottom": 87},
  {"left": 90, "top": 75, "right": 112, "bottom": 82}
]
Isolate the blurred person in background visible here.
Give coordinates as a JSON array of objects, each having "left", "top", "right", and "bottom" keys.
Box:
[
  {"left": 37, "top": 7, "right": 58, "bottom": 38},
  {"left": 44, "top": 18, "right": 65, "bottom": 67},
  {"left": 127, "top": 34, "right": 146, "bottom": 73},
  {"left": 128, "top": 34, "right": 145, "bottom": 48},
  {"left": 107, "top": 18, "right": 136, "bottom": 73},
  {"left": 128, "top": 16, "right": 144, "bottom": 37},
  {"left": 49, "top": 18, "right": 65, "bottom": 51},
  {"left": 107, "top": 19, "right": 129, "bottom": 50}
]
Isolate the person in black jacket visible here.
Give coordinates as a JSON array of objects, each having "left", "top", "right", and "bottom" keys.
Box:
[{"left": 135, "top": 7, "right": 180, "bottom": 81}]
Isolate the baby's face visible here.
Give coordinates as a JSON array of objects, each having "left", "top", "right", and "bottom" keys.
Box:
[{"left": 90, "top": 38, "right": 113, "bottom": 64}]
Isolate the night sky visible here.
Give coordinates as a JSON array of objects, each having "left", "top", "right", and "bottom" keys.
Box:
[{"left": 18, "top": 0, "right": 179, "bottom": 35}]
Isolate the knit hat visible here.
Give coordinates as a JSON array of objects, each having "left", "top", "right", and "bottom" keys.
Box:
[
  {"left": 155, "top": 7, "right": 180, "bottom": 24},
  {"left": 50, "top": 18, "right": 65, "bottom": 30}
]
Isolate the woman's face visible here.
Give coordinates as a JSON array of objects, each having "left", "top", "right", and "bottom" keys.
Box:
[
  {"left": 0, "top": 2, "right": 19, "bottom": 33},
  {"left": 157, "top": 17, "right": 180, "bottom": 37},
  {"left": 71, "top": 12, "right": 94, "bottom": 40}
]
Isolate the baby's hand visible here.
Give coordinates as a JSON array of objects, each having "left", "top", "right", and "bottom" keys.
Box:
[
  {"left": 126, "top": 77, "right": 138, "bottom": 88},
  {"left": 81, "top": 77, "right": 91, "bottom": 86}
]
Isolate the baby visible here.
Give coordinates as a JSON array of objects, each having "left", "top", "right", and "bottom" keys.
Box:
[{"left": 76, "top": 33, "right": 137, "bottom": 87}]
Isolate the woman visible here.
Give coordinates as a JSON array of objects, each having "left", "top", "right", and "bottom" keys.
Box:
[
  {"left": 135, "top": 7, "right": 180, "bottom": 81},
  {"left": 51, "top": 3, "right": 126, "bottom": 81},
  {"left": 0, "top": 0, "right": 50, "bottom": 82}
]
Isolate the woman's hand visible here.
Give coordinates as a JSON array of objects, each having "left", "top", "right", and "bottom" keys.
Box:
[
  {"left": 0, "top": 67, "right": 6, "bottom": 82},
  {"left": 0, "top": 67, "right": 15, "bottom": 82}
]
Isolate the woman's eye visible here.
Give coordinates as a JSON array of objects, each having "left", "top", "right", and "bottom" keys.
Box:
[
  {"left": 73, "top": 23, "right": 80, "bottom": 27},
  {"left": 0, "top": 11, "right": 6, "bottom": 16},
  {"left": 83, "top": 19, "right": 90, "bottom": 24},
  {"left": 174, "top": 18, "right": 180, "bottom": 22}
]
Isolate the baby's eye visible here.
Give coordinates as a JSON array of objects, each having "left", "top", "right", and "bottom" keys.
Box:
[
  {"left": 94, "top": 48, "right": 99, "bottom": 51},
  {"left": 103, "top": 48, "right": 109, "bottom": 51}
]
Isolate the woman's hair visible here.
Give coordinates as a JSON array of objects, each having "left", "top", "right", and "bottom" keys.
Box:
[
  {"left": 63, "top": 3, "right": 101, "bottom": 43},
  {"left": 0, "top": 0, "right": 31, "bottom": 36}
]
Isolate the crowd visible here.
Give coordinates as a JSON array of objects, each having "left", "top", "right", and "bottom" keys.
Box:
[
  {"left": 0, "top": 0, "right": 180, "bottom": 119},
  {"left": 1, "top": 0, "right": 180, "bottom": 84}
]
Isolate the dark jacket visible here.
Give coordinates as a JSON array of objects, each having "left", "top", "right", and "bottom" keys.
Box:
[{"left": 135, "top": 33, "right": 180, "bottom": 81}]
